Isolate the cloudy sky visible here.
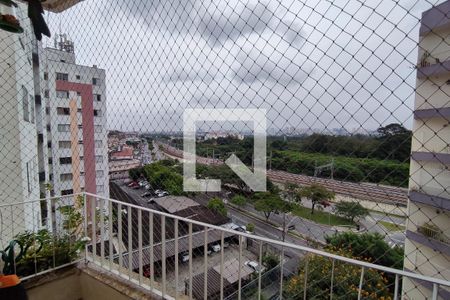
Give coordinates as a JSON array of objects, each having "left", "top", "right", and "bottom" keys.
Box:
[{"left": 43, "top": 0, "right": 444, "bottom": 133}]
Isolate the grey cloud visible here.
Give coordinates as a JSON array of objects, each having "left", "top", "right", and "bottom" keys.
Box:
[{"left": 199, "top": 1, "right": 274, "bottom": 46}]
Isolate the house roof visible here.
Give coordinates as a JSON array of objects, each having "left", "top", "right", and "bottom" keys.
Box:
[
  {"left": 153, "top": 196, "right": 200, "bottom": 213},
  {"left": 212, "top": 258, "right": 254, "bottom": 284}
]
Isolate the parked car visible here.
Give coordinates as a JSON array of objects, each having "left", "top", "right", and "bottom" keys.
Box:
[
  {"left": 128, "top": 181, "right": 139, "bottom": 188},
  {"left": 157, "top": 191, "right": 168, "bottom": 197},
  {"left": 180, "top": 252, "right": 189, "bottom": 263},
  {"left": 210, "top": 243, "right": 221, "bottom": 252},
  {"left": 245, "top": 261, "right": 265, "bottom": 274}
]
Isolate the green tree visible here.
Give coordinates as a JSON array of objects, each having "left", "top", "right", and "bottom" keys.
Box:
[
  {"left": 254, "top": 193, "right": 292, "bottom": 221},
  {"left": 129, "top": 167, "right": 144, "bottom": 181},
  {"left": 299, "top": 184, "right": 335, "bottom": 214},
  {"left": 207, "top": 197, "right": 227, "bottom": 216},
  {"left": 285, "top": 249, "right": 391, "bottom": 299},
  {"left": 281, "top": 183, "right": 301, "bottom": 203},
  {"left": 231, "top": 195, "right": 247, "bottom": 207},
  {"left": 324, "top": 232, "right": 403, "bottom": 270},
  {"left": 262, "top": 253, "right": 280, "bottom": 270},
  {"left": 246, "top": 223, "right": 255, "bottom": 233},
  {"left": 334, "top": 201, "right": 369, "bottom": 222}
]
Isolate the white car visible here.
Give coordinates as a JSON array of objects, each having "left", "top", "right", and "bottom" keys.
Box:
[
  {"left": 245, "top": 261, "right": 265, "bottom": 274},
  {"left": 211, "top": 244, "right": 221, "bottom": 252}
]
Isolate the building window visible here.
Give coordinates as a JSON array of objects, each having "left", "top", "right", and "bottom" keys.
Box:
[
  {"left": 44, "top": 90, "right": 49, "bottom": 98},
  {"left": 58, "top": 141, "right": 71, "bottom": 149},
  {"left": 59, "top": 157, "right": 72, "bottom": 164},
  {"left": 44, "top": 72, "right": 48, "bottom": 80},
  {"left": 96, "top": 185, "right": 104, "bottom": 193},
  {"left": 96, "top": 170, "right": 104, "bottom": 177},
  {"left": 94, "top": 109, "right": 101, "bottom": 117},
  {"left": 94, "top": 94, "right": 101, "bottom": 101},
  {"left": 46, "top": 124, "right": 51, "bottom": 131},
  {"left": 61, "top": 189, "right": 74, "bottom": 195},
  {"left": 30, "top": 95, "right": 35, "bottom": 123},
  {"left": 95, "top": 156, "right": 103, "bottom": 163},
  {"left": 26, "top": 161, "right": 31, "bottom": 193},
  {"left": 60, "top": 173, "right": 73, "bottom": 181},
  {"left": 48, "top": 158, "right": 53, "bottom": 165},
  {"left": 56, "top": 72, "right": 69, "bottom": 81},
  {"left": 92, "top": 77, "right": 99, "bottom": 85},
  {"left": 56, "top": 107, "right": 70, "bottom": 115},
  {"left": 94, "top": 125, "right": 102, "bottom": 133},
  {"left": 57, "top": 124, "right": 70, "bottom": 132},
  {"left": 47, "top": 141, "right": 52, "bottom": 148},
  {"left": 76, "top": 75, "right": 80, "bottom": 80},
  {"left": 78, "top": 124, "right": 83, "bottom": 129},
  {"left": 78, "top": 140, "right": 83, "bottom": 144},
  {"left": 56, "top": 90, "right": 69, "bottom": 98},
  {"left": 22, "top": 86, "right": 29, "bottom": 122},
  {"left": 94, "top": 140, "right": 103, "bottom": 147},
  {"left": 45, "top": 107, "right": 50, "bottom": 115}
]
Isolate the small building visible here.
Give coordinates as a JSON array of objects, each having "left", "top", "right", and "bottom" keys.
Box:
[{"left": 188, "top": 258, "right": 254, "bottom": 300}]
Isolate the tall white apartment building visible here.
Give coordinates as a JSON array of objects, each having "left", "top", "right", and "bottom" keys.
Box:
[
  {"left": 403, "top": 1, "right": 450, "bottom": 299},
  {"left": 40, "top": 35, "right": 109, "bottom": 199},
  {"left": 0, "top": 3, "right": 42, "bottom": 242}
]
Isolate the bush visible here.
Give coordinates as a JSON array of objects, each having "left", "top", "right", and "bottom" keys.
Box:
[
  {"left": 246, "top": 223, "right": 255, "bottom": 233},
  {"left": 207, "top": 197, "right": 227, "bottom": 216}
]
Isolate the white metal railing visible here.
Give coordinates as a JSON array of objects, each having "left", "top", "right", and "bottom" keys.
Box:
[{"left": 2, "top": 192, "right": 450, "bottom": 299}]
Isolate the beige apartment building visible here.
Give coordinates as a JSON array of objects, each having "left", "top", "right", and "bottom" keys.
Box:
[{"left": 403, "top": 1, "right": 450, "bottom": 299}]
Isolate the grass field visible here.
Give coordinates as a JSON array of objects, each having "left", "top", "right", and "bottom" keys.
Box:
[
  {"left": 291, "top": 205, "right": 354, "bottom": 226},
  {"left": 378, "top": 220, "right": 406, "bottom": 232}
]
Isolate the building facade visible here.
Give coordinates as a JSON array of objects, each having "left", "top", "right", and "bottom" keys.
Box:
[
  {"left": 0, "top": 3, "right": 42, "bottom": 240},
  {"left": 40, "top": 35, "right": 109, "bottom": 199},
  {"left": 403, "top": 1, "right": 450, "bottom": 298}
]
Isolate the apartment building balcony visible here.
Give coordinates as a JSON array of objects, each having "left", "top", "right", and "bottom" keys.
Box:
[
  {"left": 410, "top": 189, "right": 450, "bottom": 211},
  {"left": 1, "top": 193, "right": 449, "bottom": 300},
  {"left": 411, "top": 151, "right": 450, "bottom": 165},
  {"left": 406, "top": 226, "right": 450, "bottom": 256},
  {"left": 414, "top": 107, "right": 450, "bottom": 120},
  {"left": 417, "top": 59, "right": 450, "bottom": 79}
]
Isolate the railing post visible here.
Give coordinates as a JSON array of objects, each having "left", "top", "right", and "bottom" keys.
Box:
[
  {"left": 203, "top": 226, "right": 208, "bottom": 300},
  {"left": 220, "top": 231, "right": 224, "bottom": 300},
  {"left": 108, "top": 199, "right": 113, "bottom": 270},
  {"left": 149, "top": 211, "right": 154, "bottom": 290},
  {"left": 258, "top": 241, "right": 263, "bottom": 300},
  {"left": 83, "top": 193, "right": 88, "bottom": 262},
  {"left": 238, "top": 235, "right": 243, "bottom": 300},
  {"left": 432, "top": 283, "right": 439, "bottom": 300},
  {"left": 330, "top": 259, "right": 335, "bottom": 300},
  {"left": 118, "top": 203, "right": 123, "bottom": 271},
  {"left": 138, "top": 209, "right": 143, "bottom": 285},
  {"left": 161, "top": 215, "right": 166, "bottom": 298},
  {"left": 174, "top": 219, "right": 179, "bottom": 300},
  {"left": 393, "top": 274, "right": 399, "bottom": 300},
  {"left": 100, "top": 197, "right": 105, "bottom": 266},
  {"left": 357, "top": 267, "right": 365, "bottom": 300},
  {"left": 280, "top": 247, "right": 284, "bottom": 300},
  {"left": 91, "top": 195, "right": 97, "bottom": 264},
  {"left": 303, "top": 256, "right": 309, "bottom": 300},
  {"left": 189, "top": 222, "right": 193, "bottom": 300},
  {"left": 127, "top": 205, "right": 132, "bottom": 280}
]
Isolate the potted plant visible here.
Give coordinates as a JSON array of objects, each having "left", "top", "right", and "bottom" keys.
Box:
[{"left": 0, "top": 0, "right": 24, "bottom": 33}]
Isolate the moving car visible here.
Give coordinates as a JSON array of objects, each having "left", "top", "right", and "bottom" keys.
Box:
[{"left": 210, "top": 243, "right": 221, "bottom": 252}]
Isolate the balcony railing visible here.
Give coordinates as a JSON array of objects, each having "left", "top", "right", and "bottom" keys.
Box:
[{"left": 1, "top": 192, "right": 450, "bottom": 299}]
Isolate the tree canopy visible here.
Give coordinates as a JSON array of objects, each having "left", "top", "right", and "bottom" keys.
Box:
[
  {"left": 299, "top": 184, "right": 335, "bottom": 214},
  {"left": 207, "top": 197, "right": 227, "bottom": 216},
  {"left": 334, "top": 201, "right": 369, "bottom": 222}
]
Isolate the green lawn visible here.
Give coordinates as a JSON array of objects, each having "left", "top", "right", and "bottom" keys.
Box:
[
  {"left": 291, "top": 205, "right": 354, "bottom": 226},
  {"left": 378, "top": 220, "right": 406, "bottom": 232}
]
